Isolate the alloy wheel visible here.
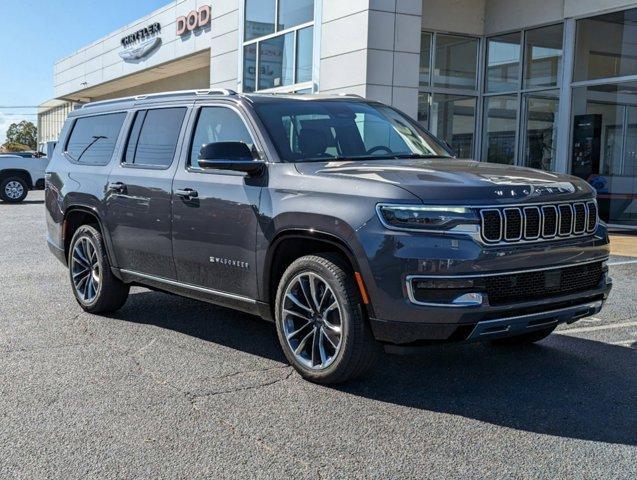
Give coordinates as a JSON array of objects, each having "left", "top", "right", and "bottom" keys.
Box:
[
  {"left": 282, "top": 272, "right": 343, "bottom": 370},
  {"left": 71, "top": 237, "right": 101, "bottom": 303},
  {"left": 5, "top": 181, "right": 24, "bottom": 200}
]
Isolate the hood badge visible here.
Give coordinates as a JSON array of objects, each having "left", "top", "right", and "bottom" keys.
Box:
[{"left": 485, "top": 176, "right": 576, "bottom": 199}]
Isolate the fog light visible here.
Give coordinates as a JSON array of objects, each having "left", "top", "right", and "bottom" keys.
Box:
[{"left": 451, "top": 292, "right": 483, "bottom": 306}]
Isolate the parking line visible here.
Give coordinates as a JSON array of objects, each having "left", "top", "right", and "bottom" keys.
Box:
[{"left": 561, "top": 320, "right": 637, "bottom": 334}]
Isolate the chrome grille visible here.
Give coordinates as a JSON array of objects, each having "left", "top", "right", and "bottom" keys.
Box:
[{"left": 479, "top": 200, "right": 598, "bottom": 245}]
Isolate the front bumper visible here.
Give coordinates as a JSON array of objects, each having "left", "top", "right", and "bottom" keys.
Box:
[
  {"left": 356, "top": 217, "right": 612, "bottom": 345},
  {"left": 369, "top": 270, "right": 612, "bottom": 345}
]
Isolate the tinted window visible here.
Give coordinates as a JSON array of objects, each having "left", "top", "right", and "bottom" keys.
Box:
[
  {"left": 190, "top": 107, "right": 254, "bottom": 166},
  {"left": 259, "top": 32, "right": 295, "bottom": 89},
  {"left": 296, "top": 26, "right": 313, "bottom": 83},
  {"left": 575, "top": 8, "right": 637, "bottom": 81},
  {"left": 124, "top": 108, "right": 186, "bottom": 167},
  {"left": 278, "top": 0, "right": 313, "bottom": 30},
  {"left": 255, "top": 101, "right": 451, "bottom": 162},
  {"left": 245, "top": 0, "right": 275, "bottom": 41},
  {"left": 486, "top": 32, "right": 521, "bottom": 93},
  {"left": 66, "top": 113, "right": 126, "bottom": 165}
]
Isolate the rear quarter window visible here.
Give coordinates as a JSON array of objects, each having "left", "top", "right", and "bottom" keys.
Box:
[{"left": 65, "top": 113, "right": 127, "bottom": 165}]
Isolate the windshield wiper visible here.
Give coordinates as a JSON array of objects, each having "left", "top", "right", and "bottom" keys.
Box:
[{"left": 393, "top": 153, "right": 452, "bottom": 159}]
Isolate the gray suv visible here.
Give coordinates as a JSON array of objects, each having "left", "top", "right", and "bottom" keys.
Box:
[{"left": 45, "top": 90, "right": 612, "bottom": 383}]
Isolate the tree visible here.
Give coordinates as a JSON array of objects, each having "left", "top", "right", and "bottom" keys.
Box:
[{"left": 5, "top": 120, "right": 37, "bottom": 149}]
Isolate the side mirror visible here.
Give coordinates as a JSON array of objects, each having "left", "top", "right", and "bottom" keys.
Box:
[{"left": 197, "top": 142, "right": 264, "bottom": 175}]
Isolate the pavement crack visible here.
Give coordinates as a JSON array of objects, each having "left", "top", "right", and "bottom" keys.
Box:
[{"left": 186, "top": 367, "right": 294, "bottom": 410}]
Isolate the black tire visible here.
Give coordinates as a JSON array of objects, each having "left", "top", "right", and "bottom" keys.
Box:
[
  {"left": 275, "top": 254, "right": 379, "bottom": 384},
  {"left": 0, "top": 176, "right": 29, "bottom": 203},
  {"left": 489, "top": 326, "right": 556, "bottom": 346},
  {"left": 68, "top": 225, "right": 129, "bottom": 314}
]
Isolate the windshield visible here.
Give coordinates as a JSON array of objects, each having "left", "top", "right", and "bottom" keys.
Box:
[{"left": 254, "top": 100, "right": 453, "bottom": 162}]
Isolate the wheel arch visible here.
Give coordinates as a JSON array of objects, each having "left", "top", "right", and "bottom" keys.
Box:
[
  {"left": 63, "top": 206, "right": 118, "bottom": 271},
  {"left": 262, "top": 229, "right": 373, "bottom": 320},
  {"left": 0, "top": 169, "right": 33, "bottom": 189}
]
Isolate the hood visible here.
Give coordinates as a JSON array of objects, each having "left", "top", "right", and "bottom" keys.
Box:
[{"left": 294, "top": 159, "right": 594, "bottom": 205}]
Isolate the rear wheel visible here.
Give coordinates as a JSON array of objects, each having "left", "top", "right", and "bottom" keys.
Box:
[
  {"left": 489, "top": 326, "right": 556, "bottom": 346},
  {"left": 69, "top": 225, "right": 129, "bottom": 314},
  {"left": 0, "top": 176, "right": 28, "bottom": 203},
  {"left": 275, "top": 254, "right": 379, "bottom": 384}
]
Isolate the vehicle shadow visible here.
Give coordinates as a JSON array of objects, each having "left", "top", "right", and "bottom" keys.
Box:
[
  {"left": 116, "top": 290, "right": 637, "bottom": 446},
  {"left": 0, "top": 200, "right": 45, "bottom": 205}
]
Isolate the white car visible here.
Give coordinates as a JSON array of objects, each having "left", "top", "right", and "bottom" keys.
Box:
[{"left": 0, "top": 153, "right": 48, "bottom": 203}]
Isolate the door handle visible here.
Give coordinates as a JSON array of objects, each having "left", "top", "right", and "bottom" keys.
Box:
[
  {"left": 108, "top": 181, "right": 126, "bottom": 193},
  {"left": 175, "top": 188, "right": 198, "bottom": 199}
]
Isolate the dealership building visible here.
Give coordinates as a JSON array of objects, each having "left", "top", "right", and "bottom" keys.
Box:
[{"left": 38, "top": 0, "right": 637, "bottom": 228}]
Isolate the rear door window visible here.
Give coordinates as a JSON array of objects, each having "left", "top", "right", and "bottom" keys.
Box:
[
  {"left": 123, "top": 108, "right": 186, "bottom": 168},
  {"left": 65, "top": 113, "right": 127, "bottom": 165}
]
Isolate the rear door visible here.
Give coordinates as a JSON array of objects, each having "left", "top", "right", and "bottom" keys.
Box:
[
  {"left": 105, "top": 106, "right": 189, "bottom": 279},
  {"left": 171, "top": 104, "right": 262, "bottom": 299}
]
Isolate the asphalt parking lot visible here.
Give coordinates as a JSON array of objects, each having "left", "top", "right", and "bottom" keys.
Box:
[{"left": 1, "top": 191, "right": 636, "bottom": 479}]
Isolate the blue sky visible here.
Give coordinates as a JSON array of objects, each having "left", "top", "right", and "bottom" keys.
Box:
[{"left": 0, "top": 0, "right": 168, "bottom": 143}]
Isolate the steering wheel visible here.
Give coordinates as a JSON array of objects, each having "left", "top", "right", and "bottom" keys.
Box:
[{"left": 366, "top": 145, "right": 393, "bottom": 155}]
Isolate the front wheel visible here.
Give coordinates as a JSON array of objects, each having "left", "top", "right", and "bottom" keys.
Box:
[
  {"left": 68, "top": 225, "right": 130, "bottom": 314},
  {"left": 489, "top": 326, "right": 556, "bottom": 346},
  {"left": 0, "top": 176, "right": 28, "bottom": 203},
  {"left": 275, "top": 254, "right": 379, "bottom": 384}
]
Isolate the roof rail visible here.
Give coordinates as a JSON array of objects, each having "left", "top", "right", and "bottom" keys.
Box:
[
  {"left": 337, "top": 93, "right": 364, "bottom": 98},
  {"left": 81, "top": 88, "right": 237, "bottom": 109}
]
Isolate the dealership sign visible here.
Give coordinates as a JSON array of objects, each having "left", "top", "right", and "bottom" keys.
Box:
[
  {"left": 119, "top": 23, "right": 162, "bottom": 61},
  {"left": 177, "top": 6, "right": 211, "bottom": 35}
]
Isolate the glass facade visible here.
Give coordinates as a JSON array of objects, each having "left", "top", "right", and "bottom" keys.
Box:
[
  {"left": 416, "top": 8, "right": 637, "bottom": 227},
  {"left": 418, "top": 32, "right": 479, "bottom": 158},
  {"left": 243, "top": 0, "right": 314, "bottom": 93},
  {"left": 418, "top": 26, "right": 561, "bottom": 165},
  {"left": 571, "top": 7, "right": 637, "bottom": 226},
  {"left": 486, "top": 33, "right": 521, "bottom": 93}
]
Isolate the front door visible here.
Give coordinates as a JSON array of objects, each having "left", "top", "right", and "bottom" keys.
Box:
[
  {"left": 171, "top": 105, "right": 262, "bottom": 299},
  {"left": 105, "top": 106, "right": 188, "bottom": 279}
]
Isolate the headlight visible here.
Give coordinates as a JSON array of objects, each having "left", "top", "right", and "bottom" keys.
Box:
[{"left": 376, "top": 204, "right": 478, "bottom": 231}]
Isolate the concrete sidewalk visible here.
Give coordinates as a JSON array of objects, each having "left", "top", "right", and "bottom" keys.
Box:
[{"left": 610, "top": 234, "right": 637, "bottom": 258}]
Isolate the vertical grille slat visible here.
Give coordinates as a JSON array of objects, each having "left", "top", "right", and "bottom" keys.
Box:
[
  {"left": 573, "top": 203, "right": 586, "bottom": 234},
  {"left": 504, "top": 208, "right": 523, "bottom": 241},
  {"left": 586, "top": 201, "right": 598, "bottom": 232},
  {"left": 523, "top": 207, "right": 541, "bottom": 239},
  {"left": 479, "top": 200, "right": 597, "bottom": 245},
  {"left": 558, "top": 204, "right": 573, "bottom": 236},
  {"left": 542, "top": 205, "right": 558, "bottom": 238},
  {"left": 480, "top": 209, "right": 502, "bottom": 243}
]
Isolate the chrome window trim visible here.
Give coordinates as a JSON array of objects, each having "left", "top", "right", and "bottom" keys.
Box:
[
  {"left": 522, "top": 206, "right": 541, "bottom": 239},
  {"left": 503, "top": 207, "right": 523, "bottom": 241}
]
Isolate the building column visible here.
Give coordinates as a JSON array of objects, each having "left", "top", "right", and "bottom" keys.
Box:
[
  {"left": 209, "top": 0, "right": 241, "bottom": 90},
  {"left": 318, "top": 0, "right": 422, "bottom": 118}
]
